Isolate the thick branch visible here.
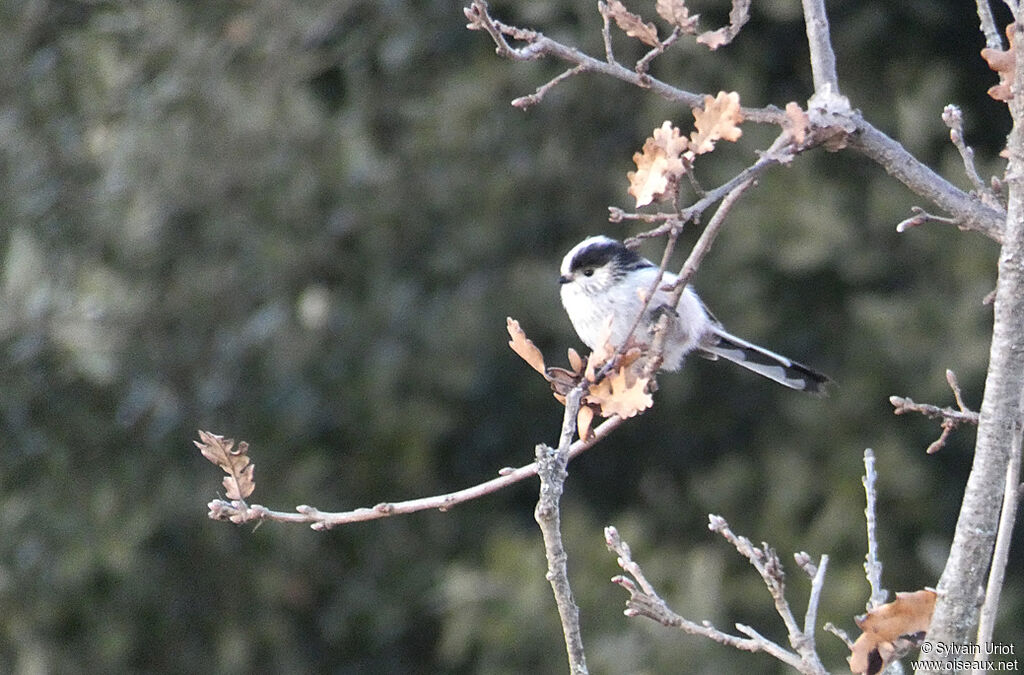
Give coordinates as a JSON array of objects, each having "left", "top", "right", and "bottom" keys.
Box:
[
  {"left": 929, "top": 21, "right": 1024, "bottom": 661},
  {"left": 975, "top": 399, "right": 1023, "bottom": 670}
]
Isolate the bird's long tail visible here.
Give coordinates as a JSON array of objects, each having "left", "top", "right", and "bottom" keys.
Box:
[{"left": 701, "top": 329, "right": 831, "bottom": 394}]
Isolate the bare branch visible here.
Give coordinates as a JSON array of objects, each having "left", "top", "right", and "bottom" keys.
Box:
[
  {"left": 798, "top": 551, "right": 830, "bottom": 649},
  {"left": 848, "top": 119, "right": 1006, "bottom": 242},
  {"left": 824, "top": 621, "right": 854, "bottom": 649},
  {"left": 861, "top": 448, "right": 889, "bottom": 609},
  {"left": 465, "top": 0, "right": 776, "bottom": 121},
  {"left": 977, "top": 0, "right": 1004, "bottom": 49},
  {"left": 942, "top": 105, "right": 1000, "bottom": 207},
  {"left": 895, "top": 206, "right": 962, "bottom": 234},
  {"left": 975, "top": 389, "right": 1023, "bottom": 666},
  {"left": 512, "top": 65, "right": 585, "bottom": 110},
  {"left": 206, "top": 415, "right": 624, "bottom": 529},
  {"left": 672, "top": 168, "right": 758, "bottom": 290},
  {"left": 465, "top": 1, "right": 1007, "bottom": 242},
  {"left": 890, "top": 371, "right": 981, "bottom": 454},
  {"left": 707, "top": 515, "right": 830, "bottom": 673},
  {"left": 604, "top": 526, "right": 810, "bottom": 672},
  {"left": 636, "top": 27, "right": 682, "bottom": 78},
  {"left": 535, "top": 385, "right": 589, "bottom": 674},
  {"left": 930, "top": 19, "right": 1024, "bottom": 650},
  {"left": 800, "top": 0, "right": 840, "bottom": 93}
]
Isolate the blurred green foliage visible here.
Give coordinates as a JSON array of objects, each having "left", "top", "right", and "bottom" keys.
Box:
[{"left": 1, "top": 0, "right": 1021, "bottom": 673}]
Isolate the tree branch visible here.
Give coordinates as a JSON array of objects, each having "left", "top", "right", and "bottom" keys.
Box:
[
  {"left": 604, "top": 526, "right": 807, "bottom": 672},
  {"left": 974, "top": 389, "right": 1023, "bottom": 671},
  {"left": 206, "top": 415, "right": 623, "bottom": 529},
  {"left": 800, "top": 0, "right": 840, "bottom": 93},
  {"left": 607, "top": 520, "right": 829, "bottom": 674},
  {"left": 848, "top": 117, "right": 1006, "bottom": 242},
  {"left": 465, "top": 1, "right": 1007, "bottom": 243},
  {"left": 890, "top": 369, "right": 981, "bottom": 456},
  {"left": 977, "top": 0, "right": 1004, "bottom": 50},
  {"left": 861, "top": 448, "right": 889, "bottom": 609},
  {"left": 535, "top": 386, "right": 589, "bottom": 674},
  {"left": 928, "top": 20, "right": 1024, "bottom": 662}
]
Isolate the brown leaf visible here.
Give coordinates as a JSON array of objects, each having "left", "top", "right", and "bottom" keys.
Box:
[
  {"left": 507, "top": 317, "right": 547, "bottom": 375},
  {"left": 577, "top": 404, "right": 596, "bottom": 440},
  {"left": 195, "top": 430, "right": 256, "bottom": 500},
  {"left": 784, "top": 101, "right": 810, "bottom": 146},
  {"left": 586, "top": 367, "right": 654, "bottom": 419},
  {"left": 546, "top": 366, "right": 582, "bottom": 400},
  {"left": 655, "top": 0, "right": 699, "bottom": 33},
  {"left": 690, "top": 91, "right": 743, "bottom": 154},
  {"left": 849, "top": 589, "right": 937, "bottom": 675},
  {"left": 627, "top": 121, "right": 689, "bottom": 207},
  {"left": 695, "top": 0, "right": 751, "bottom": 50},
  {"left": 567, "top": 347, "right": 585, "bottom": 374},
  {"left": 605, "top": 0, "right": 661, "bottom": 46},
  {"left": 981, "top": 23, "right": 1017, "bottom": 102}
]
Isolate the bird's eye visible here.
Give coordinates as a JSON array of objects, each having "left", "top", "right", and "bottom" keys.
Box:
[{"left": 582, "top": 268, "right": 595, "bottom": 277}]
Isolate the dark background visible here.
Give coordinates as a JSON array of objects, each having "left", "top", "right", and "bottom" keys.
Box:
[{"left": 2, "top": 0, "right": 1020, "bottom": 672}]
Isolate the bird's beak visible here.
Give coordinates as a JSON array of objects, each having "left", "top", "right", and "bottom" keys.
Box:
[{"left": 558, "top": 274, "right": 572, "bottom": 285}]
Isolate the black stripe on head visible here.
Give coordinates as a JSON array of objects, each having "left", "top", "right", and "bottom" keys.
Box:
[{"left": 569, "top": 239, "right": 654, "bottom": 275}]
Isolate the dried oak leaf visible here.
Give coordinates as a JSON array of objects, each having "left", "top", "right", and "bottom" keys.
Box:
[
  {"left": 628, "top": 121, "right": 689, "bottom": 207},
  {"left": 577, "top": 404, "right": 596, "bottom": 440},
  {"left": 567, "top": 347, "right": 585, "bottom": 374},
  {"left": 690, "top": 91, "right": 743, "bottom": 154},
  {"left": 981, "top": 23, "right": 1017, "bottom": 102},
  {"left": 655, "top": 0, "right": 699, "bottom": 34},
  {"left": 848, "top": 589, "right": 937, "bottom": 675},
  {"left": 695, "top": 0, "right": 751, "bottom": 49},
  {"left": 196, "top": 430, "right": 256, "bottom": 500},
  {"left": 605, "top": 0, "right": 660, "bottom": 47},
  {"left": 586, "top": 367, "right": 654, "bottom": 419},
  {"left": 783, "top": 101, "right": 810, "bottom": 146},
  {"left": 507, "top": 317, "right": 547, "bottom": 375}
]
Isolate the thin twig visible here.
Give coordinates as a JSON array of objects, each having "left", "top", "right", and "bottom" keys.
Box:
[
  {"left": 707, "top": 515, "right": 829, "bottom": 673},
  {"left": 673, "top": 173, "right": 758, "bottom": 291},
  {"left": 465, "top": 0, "right": 779, "bottom": 122},
  {"left": 895, "top": 206, "right": 963, "bottom": 234},
  {"left": 604, "top": 526, "right": 810, "bottom": 672},
  {"left": 636, "top": 27, "right": 682, "bottom": 78},
  {"left": 805, "top": 554, "right": 829, "bottom": 643},
  {"left": 512, "top": 65, "right": 585, "bottom": 109},
  {"left": 976, "top": 0, "right": 1003, "bottom": 50},
  {"left": 942, "top": 105, "right": 998, "bottom": 206},
  {"left": 861, "top": 448, "right": 889, "bottom": 609},
  {"left": 890, "top": 371, "right": 980, "bottom": 454},
  {"left": 600, "top": 1, "right": 616, "bottom": 65},
  {"left": 800, "top": 0, "right": 840, "bottom": 94},
  {"left": 207, "top": 415, "right": 624, "bottom": 529},
  {"left": 824, "top": 621, "right": 854, "bottom": 649},
  {"left": 535, "top": 385, "right": 589, "bottom": 674},
  {"left": 466, "top": 0, "right": 1007, "bottom": 241}
]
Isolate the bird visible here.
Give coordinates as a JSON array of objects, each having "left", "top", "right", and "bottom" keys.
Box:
[{"left": 558, "top": 235, "right": 830, "bottom": 394}]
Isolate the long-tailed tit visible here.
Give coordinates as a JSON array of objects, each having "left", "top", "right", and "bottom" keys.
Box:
[{"left": 558, "top": 235, "right": 829, "bottom": 394}]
